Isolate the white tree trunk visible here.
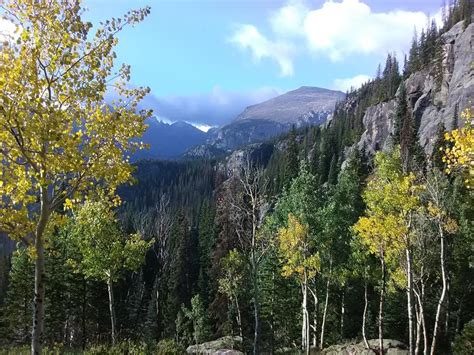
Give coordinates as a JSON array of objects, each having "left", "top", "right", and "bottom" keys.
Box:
[
  {"left": 31, "top": 188, "right": 50, "bottom": 355},
  {"left": 107, "top": 276, "right": 117, "bottom": 345},
  {"left": 379, "top": 254, "right": 386, "bottom": 355},
  {"left": 301, "top": 272, "right": 310, "bottom": 354},
  {"left": 406, "top": 248, "right": 415, "bottom": 355},
  {"left": 430, "top": 224, "right": 447, "bottom": 355},
  {"left": 362, "top": 279, "right": 370, "bottom": 349},
  {"left": 319, "top": 277, "right": 330, "bottom": 349},
  {"left": 309, "top": 286, "right": 318, "bottom": 348}
]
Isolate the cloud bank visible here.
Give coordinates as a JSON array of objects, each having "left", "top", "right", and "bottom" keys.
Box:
[
  {"left": 333, "top": 74, "right": 372, "bottom": 92},
  {"left": 230, "top": 0, "right": 439, "bottom": 75},
  {"left": 140, "top": 86, "right": 281, "bottom": 127}
]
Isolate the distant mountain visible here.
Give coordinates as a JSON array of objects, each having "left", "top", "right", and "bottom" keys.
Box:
[
  {"left": 186, "top": 86, "right": 345, "bottom": 156},
  {"left": 235, "top": 86, "right": 345, "bottom": 124},
  {"left": 133, "top": 119, "right": 208, "bottom": 160}
]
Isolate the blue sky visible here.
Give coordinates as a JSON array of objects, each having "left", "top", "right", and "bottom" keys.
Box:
[{"left": 82, "top": 0, "right": 441, "bottom": 129}]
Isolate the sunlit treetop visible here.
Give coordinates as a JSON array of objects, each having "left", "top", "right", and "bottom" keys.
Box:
[
  {"left": 354, "top": 147, "right": 422, "bottom": 261},
  {"left": 0, "top": 0, "right": 151, "bottom": 241},
  {"left": 444, "top": 107, "right": 474, "bottom": 189},
  {"left": 278, "top": 213, "right": 320, "bottom": 280}
]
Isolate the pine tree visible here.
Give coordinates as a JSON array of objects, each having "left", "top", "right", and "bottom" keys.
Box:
[
  {"left": 403, "top": 54, "right": 410, "bottom": 78},
  {"left": 327, "top": 154, "right": 339, "bottom": 185},
  {"left": 409, "top": 29, "right": 420, "bottom": 73},
  {"left": 0, "top": 248, "right": 34, "bottom": 345},
  {"left": 197, "top": 201, "right": 217, "bottom": 308},
  {"left": 432, "top": 122, "right": 448, "bottom": 170},
  {"left": 165, "top": 212, "right": 200, "bottom": 336},
  {"left": 285, "top": 126, "right": 299, "bottom": 187},
  {"left": 393, "top": 82, "right": 408, "bottom": 145}
]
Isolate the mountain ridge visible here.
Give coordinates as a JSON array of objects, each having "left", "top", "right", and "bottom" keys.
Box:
[{"left": 185, "top": 86, "right": 345, "bottom": 157}]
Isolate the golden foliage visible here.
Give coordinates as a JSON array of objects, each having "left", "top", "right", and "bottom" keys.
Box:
[
  {"left": 444, "top": 107, "right": 474, "bottom": 188},
  {"left": 278, "top": 213, "right": 320, "bottom": 281},
  {"left": 0, "top": 1, "right": 151, "bottom": 240}
]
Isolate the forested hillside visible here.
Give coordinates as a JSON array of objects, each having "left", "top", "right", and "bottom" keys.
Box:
[{"left": 0, "top": 1, "right": 472, "bottom": 354}]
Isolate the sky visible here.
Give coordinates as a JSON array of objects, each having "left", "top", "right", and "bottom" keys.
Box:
[{"left": 3, "top": 0, "right": 443, "bottom": 130}]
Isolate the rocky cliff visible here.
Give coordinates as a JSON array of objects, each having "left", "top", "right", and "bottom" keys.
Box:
[{"left": 357, "top": 21, "right": 473, "bottom": 155}]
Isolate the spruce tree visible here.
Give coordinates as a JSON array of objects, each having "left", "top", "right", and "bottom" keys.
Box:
[
  {"left": 165, "top": 212, "right": 199, "bottom": 336},
  {"left": 431, "top": 122, "right": 448, "bottom": 170},
  {"left": 197, "top": 201, "right": 217, "bottom": 308},
  {"left": 393, "top": 82, "right": 408, "bottom": 145},
  {"left": 0, "top": 248, "right": 34, "bottom": 345},
  {"left": 327, "top": 154, "right": 339, "bottom": 185},
  {"left": 285, "top": 126, "right": 299, "bottom": 187}
]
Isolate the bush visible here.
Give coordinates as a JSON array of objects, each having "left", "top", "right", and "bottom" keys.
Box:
[
  {"left": 156, "top": 339, "right": 186, "bottom": 355},
  {"left": 86, "top": 340, "right": 148, "bottom": 354},
  {"left": 453, "top": 320, "right": 474, "bottom": 355}
]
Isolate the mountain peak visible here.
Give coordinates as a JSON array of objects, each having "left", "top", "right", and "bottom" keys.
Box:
[{"left": 171, "top": 121, "right": 193, "bottom": 129}]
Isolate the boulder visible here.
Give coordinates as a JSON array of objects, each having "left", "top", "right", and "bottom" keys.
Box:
[
  {"left": 186, "top": 336, "right": 243, "bottom": 354},
  {"left": 321, "top": 339, "right": 407, "bottom": 355}
]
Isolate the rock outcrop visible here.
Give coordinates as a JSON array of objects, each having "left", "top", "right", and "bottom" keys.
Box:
[
  {"left": 186, "top": 336, "right": 243, "bottom": 354},
  {"left": 357, "top": 100, "right": 397, "bottom": 154},
  {"left": 219, "top": 143, "right": 274, "bottom": 177},
  {"left": 357, "top": 21, "right": 473, "bottom": 155},
  {"left": 321, "top": 339, "right": 408, "bottom": 355}
]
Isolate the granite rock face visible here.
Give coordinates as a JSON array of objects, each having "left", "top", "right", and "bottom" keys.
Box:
[
  {"left": 186, "top": 336, "right": 243, "bottom": 354},
  {"left": 357, "top": 100, "right": 397, "bottom": 154},
  {"left": 221, "top": 143, "right": 274, "bottom": 176},
  {"left": 356, "top": 21, "right": 473, "bottom": 155}
]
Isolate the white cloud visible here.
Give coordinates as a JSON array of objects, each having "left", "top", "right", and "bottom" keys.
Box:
[
  {"left": 333, "top": 74, "right": 372, "bottom": 91},
  {"left": 138, "top": 86, "right": 281, "bottom": 127},
  {"left": 270, "top": 0, "right": 308, "bottom": 37},
  {"left": 188, "top": 122, "right": 214, "bottom": 132},
  {"left": 230, "top": 0, "right": 436, "bottom": 74},
  {"left": 0, "top": 18, "right": 19, "bottom": 43},
  {"left": 229, "top": 24, "right": 295, "bottom": 76},
  {"left": 303, "top": 0, "right": 428, "bottom": 61}
]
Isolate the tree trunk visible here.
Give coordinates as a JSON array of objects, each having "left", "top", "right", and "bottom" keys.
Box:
[
  {"left": 340, "top": 289, "right": 345, "bottom": 338},
  {"left": 31, "top": 189, "right": 50, "bottom": 355},
  {"left": 406, "top": 248, "right": 415, "bottom": 355},
  {"left": 107, "top": 276, "right": 117, "bottom": 345},
  {"left": 319, "top": 276, "right": 330, "bottom": 349},
  {"left": 379, "top": 254, "right": 386, "bottom": 355},
  {"left": 301, "top": 271, "right": 310, "bottom": 354},
  {"left": 252, "top": 266, "right": 260, "bottom": 355},
  {"left": 234, "top": 295, "right": 243, "bottom": 341},
  {"left": 362, "top": 279, "right": 370, "bottom": 349},
  {"left": 415, "top": 287, "right": 428, "bottom": 355},
  {"left": 82, "top": 278, "right": 87, "bottom": 350},
  {"left": 430, "top": 224, "right": 447, "bottom": 355},
  {"left": 309, "top": 286, "right": 318, "bottom": 348},
  {"left": 415, "top": 299, "right": 421, "bottom": 355}
]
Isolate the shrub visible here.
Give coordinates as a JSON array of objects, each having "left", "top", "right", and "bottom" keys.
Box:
[
  {"left": 156, "top": 339, "right": 186, "bottom": 355},
  {"left": 453, "top": 320, "right": 474, "bottom": 355}
]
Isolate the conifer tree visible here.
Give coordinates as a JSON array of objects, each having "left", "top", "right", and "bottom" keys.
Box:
[
  {"left": 327, "top": 154, "right": 339, "bottom": 185},
  {"left": 284, "top": 127, "right": 299, "bottom": 187},
  {"left": 0, "top": 248, "right": 33, "bottom": 345},
  {"left": 165, "top": 212, "right": 200, "bottom": 336},
  {"left": 393, "top": 83, "right": 408, "bottom": 145}
]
